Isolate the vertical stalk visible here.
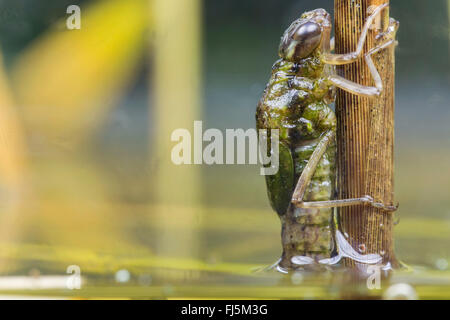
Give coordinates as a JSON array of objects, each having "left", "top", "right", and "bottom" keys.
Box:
[
  {"left": 0, "top": 51, "right": 26, "bottom": 271},
  {"left": 153, "top": 0, "right": 203, "bottom": 258},
  {"left": 334, "top": 0, "right": 398, "bottom": 267}
]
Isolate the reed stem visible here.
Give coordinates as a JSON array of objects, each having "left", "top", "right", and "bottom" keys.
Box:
[{"left": 334, "top": 0, "right": 399, "bottom": 267}]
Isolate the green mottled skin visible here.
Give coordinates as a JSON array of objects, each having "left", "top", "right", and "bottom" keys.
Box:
[{"left": 256, "top": 50, "right": 337, "bottom": 262}]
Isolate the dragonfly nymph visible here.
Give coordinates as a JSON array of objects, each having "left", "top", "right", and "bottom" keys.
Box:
[{"left": 256, "top": 4, "right": 399, "bottom": 270}]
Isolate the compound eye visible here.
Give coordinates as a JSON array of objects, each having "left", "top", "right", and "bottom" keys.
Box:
[
  {"left": 292, "top": 22, "right": 322, "bottom": 58},
  {"left": 294, "top": 22, "right": 321, "bottom": 42}
]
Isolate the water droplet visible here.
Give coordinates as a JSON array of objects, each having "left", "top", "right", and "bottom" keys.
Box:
[
  {"left": 115, "top": 269, "right": 131, "bottom": 283},
  {"left": 380, "top": 250, "right": 386, "bottom": 256},
  {"left": 435, "top": 258, "right": 449, "bottom": 271},
  {"left": 358, "top": 244, "right": 366, "bottom": 253},
  {"left": 383, "top": 283, "right": 418, "bottom": 300}
]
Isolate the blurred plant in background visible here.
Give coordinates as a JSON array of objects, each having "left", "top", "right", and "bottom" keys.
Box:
[
  {"left": 12, "top": 0, "right": 147, "bottom": 144},
  {"left": 0, "top": 0, "right": 447, "bottom": 298},
  {"left": 0, "top": 0, "right": 214, "bottom": 280},
  {"left": 0, "top": 0, "right": 154, "bottom": 273},
  {"left": 0, "top": 51, "right": 26, "bottom": 259}
]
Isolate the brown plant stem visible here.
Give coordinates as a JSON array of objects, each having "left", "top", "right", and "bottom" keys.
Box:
[{"left": 334, "top": 0, "right": 399, "bottom": 267}]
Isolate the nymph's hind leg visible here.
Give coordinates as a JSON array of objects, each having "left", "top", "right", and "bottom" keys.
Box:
[
  {"left": 291, "top": 131, "right": 398, "bottom": 213},
  {"left": 291, "top": 130, "right": 335, "bottom": 202},
  {"left": 295, "top": 197, "right": 398, "bottom": 213}
]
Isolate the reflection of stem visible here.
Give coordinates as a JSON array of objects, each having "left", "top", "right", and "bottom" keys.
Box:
[{"left": 0, "top": 51, "right": 27, "bottom": 271}]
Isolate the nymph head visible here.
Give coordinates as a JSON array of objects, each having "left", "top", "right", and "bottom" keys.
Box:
[{"left": 278, "top": 9, "right": 331, "bottom": 62}]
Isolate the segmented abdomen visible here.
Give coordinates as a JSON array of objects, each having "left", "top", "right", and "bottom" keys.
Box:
[
  {"left": 256, "top": 58, "right": 337, "bottom": 264},
  {"left": 287, "top": 138, "right": 336, "bottom": 259}
]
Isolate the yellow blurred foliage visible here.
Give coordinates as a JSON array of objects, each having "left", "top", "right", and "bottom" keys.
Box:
[
  {"left": 0, "top": 0, "right": 152, "bottom": 262},
  {"left": 0, "top": 53, "right": 25, "bottom": 190},
  {"left": 0, "top": 51, "right": 26, "bottom": 271},
  {"left": 12, "top": 0, "right": 149, "bottom": 144},
  {"left": 0, "top": 49, "right": 26, "bottom": 215}
]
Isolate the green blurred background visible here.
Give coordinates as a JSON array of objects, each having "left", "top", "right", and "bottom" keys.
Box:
[{"left": 0, "top": 0, "right": 448, "bottom": 298}]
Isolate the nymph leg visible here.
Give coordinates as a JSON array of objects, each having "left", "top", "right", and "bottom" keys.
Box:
[
  {"left": 328, "top": 74, "right": 381, "bottom": 97},
  {"left": 327, "top": 37, "right": 396, "bottom": 97},
  {"left": 364, "top": 38, "right": 396, "bottom": 92},
  {"left": 291, "top": 131, "right": 398, "bottom": 213},
  {"left": 321, "top": 3, "right": 388, "bottom": 65}
]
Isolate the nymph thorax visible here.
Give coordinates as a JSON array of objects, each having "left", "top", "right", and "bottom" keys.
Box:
[{"left": 256, "top": 53, "right": 336, "bottom": 145}]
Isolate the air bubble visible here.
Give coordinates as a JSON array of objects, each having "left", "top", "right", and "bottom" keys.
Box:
[
  {"left": 383, "top": 283, "right": 418, "bottom": 300},
  {"left": 115, "top": 269, "right": 131, "bottom": 283},
  {"left": 435, "top": 258, "right": 449, "bottom": 271}
]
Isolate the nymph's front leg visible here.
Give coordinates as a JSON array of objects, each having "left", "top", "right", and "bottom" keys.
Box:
[
  {"left": 321, "top": 3, "right": 388, "bottom": 65},
  {"left": 326, "top": 17, "right": 399, "bottom": 98}
]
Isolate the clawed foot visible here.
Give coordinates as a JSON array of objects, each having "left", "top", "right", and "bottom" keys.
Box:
[{"left": 362, "top": 195, "right": 399, "bottom": 213}]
